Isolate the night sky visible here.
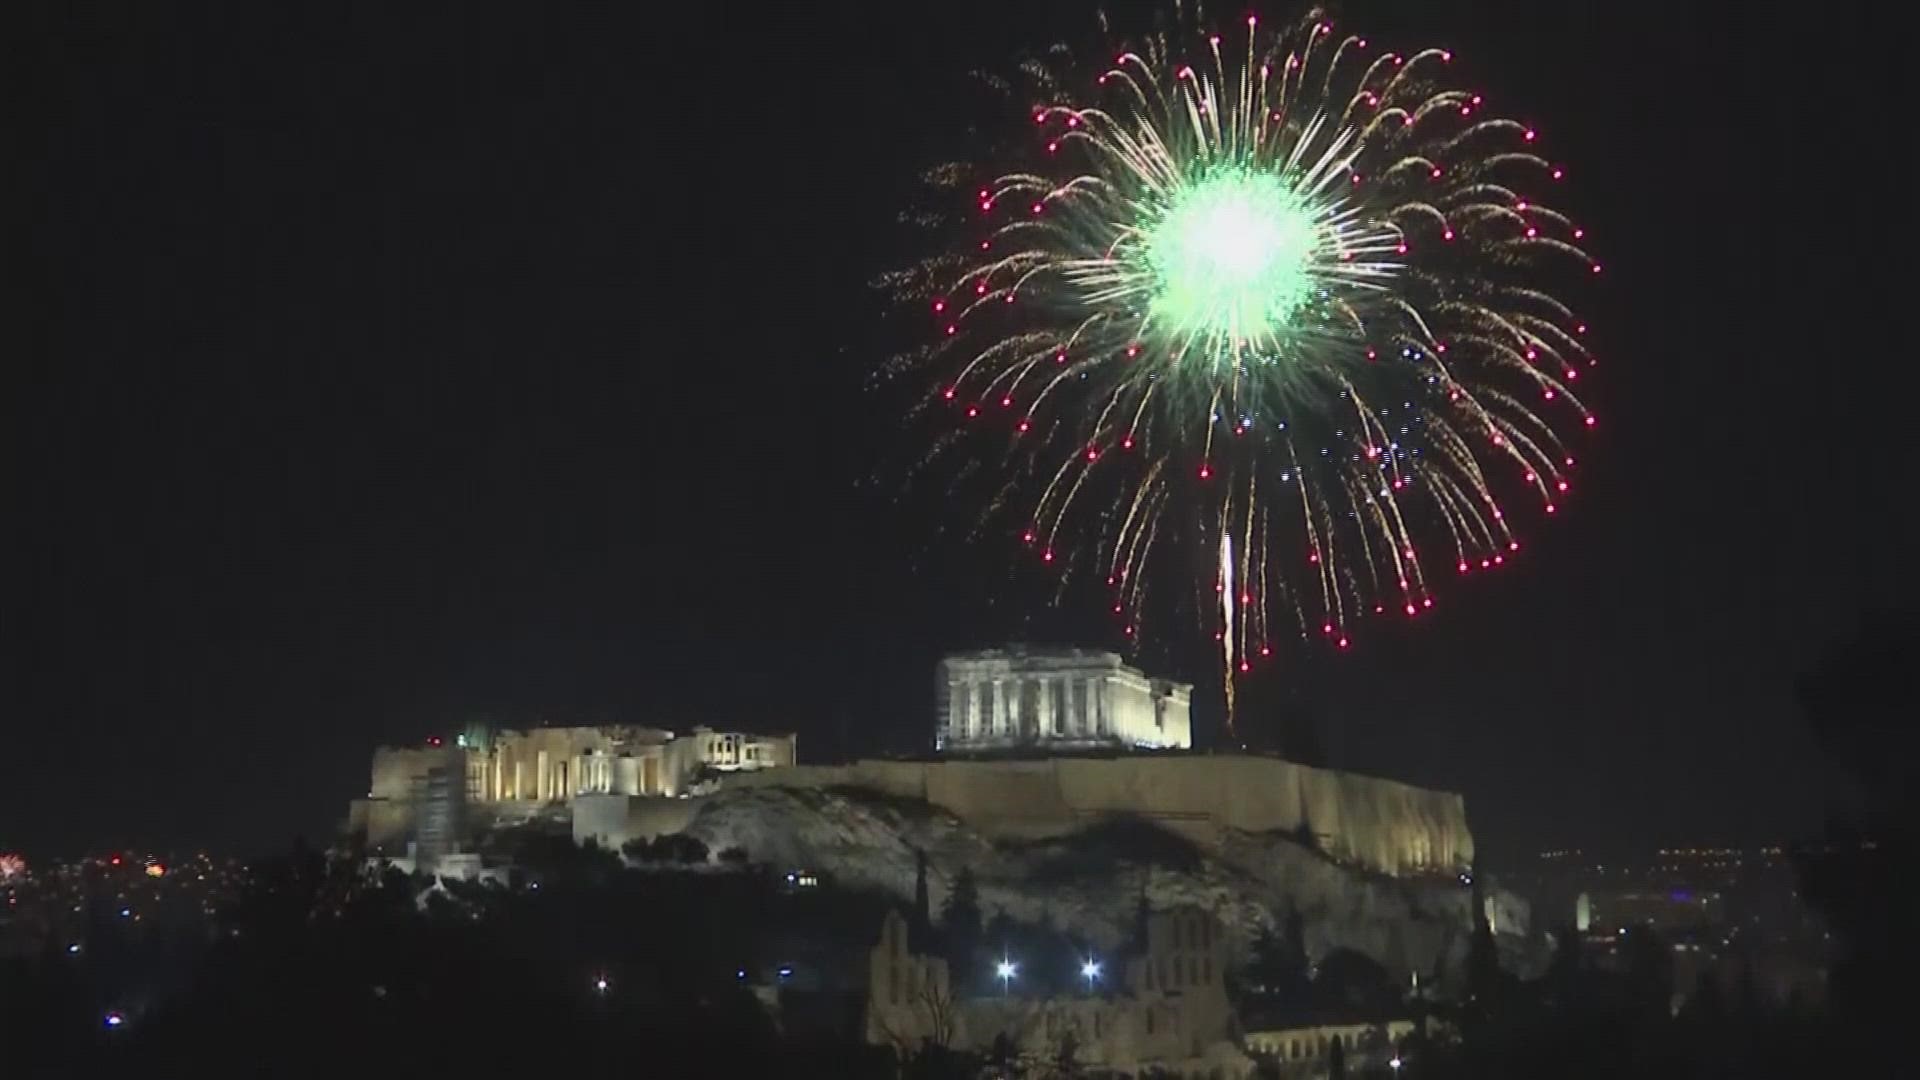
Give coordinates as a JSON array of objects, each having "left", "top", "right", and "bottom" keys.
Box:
[{"left": 8, "top": 1, "right": 1906, "bottom": 861}]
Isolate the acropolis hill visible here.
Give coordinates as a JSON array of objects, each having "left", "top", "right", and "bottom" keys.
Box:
[
  {"left": 584, "top": 648, "right": 1472, "bottom": 879},
  {"left": 345, "top": 648, "right": 1515, "bottom": 978},
  {"left": 594, "top": 755, "right": 1472, "bottom": 880}
]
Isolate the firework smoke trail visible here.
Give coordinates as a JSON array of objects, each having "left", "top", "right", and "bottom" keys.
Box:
[
  {"left": 883, "top": 7, "right": 1600, "bottom": 733},
  {"left": 1219, "top": 532, "right": 1237, "bottom": 736}
]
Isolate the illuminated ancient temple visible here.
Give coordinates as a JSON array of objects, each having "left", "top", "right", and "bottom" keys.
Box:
[{"left": 934, "top": 647, "right": 1192, "bottom": 752}]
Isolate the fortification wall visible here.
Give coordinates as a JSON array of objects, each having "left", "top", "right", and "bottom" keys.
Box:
[
  {"left": 719, "top": 755, "right": 1472, "bottom": 877},
  {"left": 369, "top": 746, "right": 467, "bottom": 801},
  {"left": 346, "top": 798, "right": 414, "bottom": 852}
]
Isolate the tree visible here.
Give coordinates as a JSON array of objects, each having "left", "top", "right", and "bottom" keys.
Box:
[
  {"left": 1245, "top": 916, "right": 1310, "bottom": 1005},
  {"left": 1733, "top": 966, "right": 1763, "bottom": 1020},
  {"left": 941, "top": 867, "right": 983, "bottom": 990},
  {"left": 1315, "top": 948, "right": 1398, "bottom": 1012},
  {"left": 1547, "top": 925, "right": 1582, "bottom": 983},
  {"left": 665, "top": 834, "right": 709, "bottom": 864},
  {"left": 1461, "top": 891, "right": 1511, "bottom": 1036},
  {"left": 912, "top": 848, "right": 932, "bottom": 939},
  {"left": 620, "top": 833, "right": 709, "bottom": 865},
  {"left": 941, "top": 867, "right": 982, "bottom": 935},
  {"left": 872, "top": 965, "right": 960, "bottom": 1059},
  {"left": 1679, "top": 968, "right": 1727, "bottom": 1031},
  {"left": 989, "top": 1032, "right": 1017, "bottom": 1075},
  {"left": 1543, "top": 924, "right": 1584, "bottom": 1009},
  {"left": 1029, "top": 909, "right": 1080, "bottom": 998},
  {"left": 1619, "top": 925, "right": 1674, "bottom": 1021},
  {"left": 1423, "top": 940, "right": 1452, "bottom": 1000},
  {"left": 1053, "top": 1029, "right": 1080, "bottom": 1078},
  {"left": 1795, "top": 611, "right": 1915, "bottom": 1055},
  {"left": 1282, "top": 903, "right": 1307, "bottom": 960}
]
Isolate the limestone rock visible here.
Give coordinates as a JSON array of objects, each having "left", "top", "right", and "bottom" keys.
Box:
[{"left": 678, "top": 785, "right": 1530, "bottom": 983}]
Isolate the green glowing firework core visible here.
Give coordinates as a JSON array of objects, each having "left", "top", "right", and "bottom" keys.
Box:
[{"left": 1145, "top": 168, "right": 1319, "bottom": 351}]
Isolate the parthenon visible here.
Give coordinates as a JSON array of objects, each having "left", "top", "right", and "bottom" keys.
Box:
[{"left": 935, "top": 647, "right": 1192, "bottom": 752}]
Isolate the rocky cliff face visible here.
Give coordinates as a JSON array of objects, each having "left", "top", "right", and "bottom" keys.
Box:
[
  {"left": 677, "top": 784, "right": 1530, "bottom": 983},
  {"left": 720, "top": 755, "right": 1474, "bottom": 878}
]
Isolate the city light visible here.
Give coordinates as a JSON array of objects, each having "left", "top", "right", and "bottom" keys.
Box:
[
  {"left": 103, "top": 1012, "right": 125, "bottom": 1029},
  {"left": 594, "top": 975, "right": 608, "bottom": 994},
  {"left": 1391, "top": 1056, "right": 1404, "bottom": 1072},
  {"left": 1081, "top": 957, "right": 1102, "bottom": 987},
  {"left": 996, "top": 957, "right": 1018, "bottom": 996}
]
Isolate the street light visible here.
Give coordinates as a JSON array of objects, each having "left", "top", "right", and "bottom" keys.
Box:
[
  {"left": 594, "top": 975, "right": 609, "bottom": 994},
  {"left": 996, "top": 957, "right": 1018, "bottom": 996},
  {"left": 1081, "top": 957, "right": 1102, "bottom": 990},
  {"left": 1390, "top": 1055, "right": 1403, "bottom": 1073}
]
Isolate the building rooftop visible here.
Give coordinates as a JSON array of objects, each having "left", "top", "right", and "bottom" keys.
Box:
[{"left": 943, "top": 645, "right": 1126, "bottom": 663}]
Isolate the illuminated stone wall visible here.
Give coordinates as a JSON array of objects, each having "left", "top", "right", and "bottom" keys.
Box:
[
  {"left": 863, "top": 905, "right": 1247, "bottom": 1074},
  {"left": 346, "top": 725, "right": 795, "bottom": 851},
  {"left": 720, "top": 755, "right": 1472, "bottom": 878}
]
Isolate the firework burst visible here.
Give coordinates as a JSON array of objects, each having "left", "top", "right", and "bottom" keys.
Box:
[{"left": 882, "top": 8, "right": 1600, "bottom": 735}]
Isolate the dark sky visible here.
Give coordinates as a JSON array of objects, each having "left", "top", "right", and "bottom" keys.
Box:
[{"left": 6, "top": 1, "right": 1906, "bottom": 862}]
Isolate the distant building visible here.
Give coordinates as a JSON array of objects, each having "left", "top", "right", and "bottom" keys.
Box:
[
  {"left": 344, "top": 724, "right": 796, "bottom": 855},
  {"left": 863, "top": 905, "right": 1248, "bottom": 1075},
  {"left": 1242, "top": 1016, "right": 1423, "bottom": 1077},
  {"left": 1500, "top": 842, "right": 1833, "bottom": 1013},
  {"left": 1584, "top": 888, "right": 1727, "bottom": 936},
  {"left": 935, "top": 647, "right": 1192, "bottom": 753}
]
